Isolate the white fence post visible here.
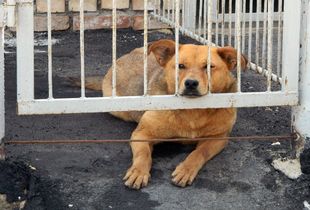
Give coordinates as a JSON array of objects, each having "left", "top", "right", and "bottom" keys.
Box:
[
  {"left": 292, "top": 0, "right": 310, "bottom": 152},
  {"left": 281, "top": 0, "right": 301, "bottom": 93},
  {"left": 183, "top": 0, "right": 197, "bottom": 32},
  {"left": 0, "top": 0, "right": 4, "bottom": 142},
  {"left": 16, "top": 0, "right": 34, "bottom": 104},
  {"left": 0, "top": 26, "right": 4, "bottom": 143}
]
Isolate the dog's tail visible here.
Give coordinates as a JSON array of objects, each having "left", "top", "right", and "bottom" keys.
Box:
[{"left": 68, "top": 76, "right": 102, "bottom": 91}]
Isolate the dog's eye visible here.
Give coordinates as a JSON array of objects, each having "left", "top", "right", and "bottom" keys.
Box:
[
  {"left": 204, "top": 64, "right": 215, "bottom": 69},
  {"left": 178, "top": 64, "right": 186, "bottom": 69}
]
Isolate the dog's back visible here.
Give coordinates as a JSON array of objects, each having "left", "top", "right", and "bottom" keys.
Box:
[{"left": 102, "top": 47, "right": 168, "bottom": 122}]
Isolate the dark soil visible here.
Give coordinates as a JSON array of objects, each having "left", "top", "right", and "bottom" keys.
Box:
[
  {"left": 1, "top": 29, "right": 309, "bottom": 210},
  {"left": 301, "top": 146, "right": 310, "bottom": 175}
]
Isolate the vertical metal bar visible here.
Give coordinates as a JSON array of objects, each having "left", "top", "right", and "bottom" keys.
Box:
[
  {"left": 172, "top": 0, "right": 175, "bottom": 22},
  {"left": 203, "top": 0, "right": 207, "bottom": 40},
  {"left": 198, "top": 0, "right": 203, "bottom": 36},
  {"left": 221, "top": 0, "right": 225, "bottom": 46},
  {"left": 207, "top": 0, "right": 213, "bottom": 93},
  {"left": 112, "top": 0, "right": 117, "bottom": 96},
  {"left": 276, "top": 0, "right": 283, "bottom": 78},
  {"left": 241, "top": 0, "right": 246, "bottom": 53},
  {"left": 162, "top": 0, "right": 164, "bottom": 18},
  {"left": 255, "top": 0, "right": 261, "bottom": 71},
  {"left": 248, "top": 0, "right": 253, "bottom": 63},
  {"left": 228, "top": 0, "right": 232, "bottom": 45},
  {"left": 267, "top": 0, "right": 273, "bottom": 91},
  {"left": 0, "top": 4, "right": 4, "bottom": 28},
  {"left": 0, "top": 26, "right": 4, "bottom": 141},
  {"left": 17, "top": 1, "right": 34, "bottom": 102},
  {"left": 143, "top": 0, "right": 148, "bottom": 96},
  {"left": 182, "top": 0, "right": 185, "bottom": 26},
  {"left": 155, "top": 0, "right": 159, "bottom": 15},
  {"left": 215, "top": 0, "right": 219, "bottom": 45},
  {"left": 236, "top": 0, "right": 242, "bottom": 92},
  {"left": 6, "top": 0, "right": 16, "bottom": 27},
  {"left": 80, "top": 0, "right": 85, "bottom": 98},
  {"left": 261, "top": 0, "right": 267, "bottom": 70},
  {"left": 47, "top": 0, "right": 53, "bottom": 99},
  {"left": 164, "top": 0, "right": 167, "bottom": 18},
  {"left": 175, "top": 0, "right": 180, "bottom": 95},
  {"left": 184, "top": 0, "right": 196, "bottom": 32},
  {"left": 167, "top": 0, "right": 171, "bottom": 20},
  {"left": 281, "top": 0, "right": 301, "bottom": 93}
]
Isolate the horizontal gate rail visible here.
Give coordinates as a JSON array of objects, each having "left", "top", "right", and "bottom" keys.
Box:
[
  {"left": 18, "top": 92, "right": 298, "bottom": 115},
  {"left": 217, "top": 12, "right": 283, "bottom": 22}
]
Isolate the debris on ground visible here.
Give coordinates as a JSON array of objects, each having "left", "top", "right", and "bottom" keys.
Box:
[{"left": 272, "top": 158, "right": 302, "bottom": 179}]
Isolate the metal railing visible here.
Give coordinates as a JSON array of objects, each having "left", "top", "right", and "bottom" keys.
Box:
[{"left": 15, "top": 0, "right": 300, "bottom": 115}]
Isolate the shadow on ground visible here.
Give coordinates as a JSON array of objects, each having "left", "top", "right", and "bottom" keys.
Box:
[{"left": 1, "top": 29, "right": 309, "bottom": 210}]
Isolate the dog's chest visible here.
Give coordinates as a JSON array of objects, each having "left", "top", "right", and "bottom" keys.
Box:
[
  {"left": 172, "top": 111, "right": 209, "bottom": 137},
  {"left": 173, "top": 109, "right": 236, "bottom": 138}
]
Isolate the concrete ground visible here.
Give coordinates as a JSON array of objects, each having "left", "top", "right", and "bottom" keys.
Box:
[{"left": 1, "top": 29, "right": 309, "bottom": 210}]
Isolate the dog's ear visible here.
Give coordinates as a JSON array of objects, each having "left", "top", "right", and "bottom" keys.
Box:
[
  {"left": 217, "top": 46, "right": 248, "bottom": 71},
  {"left": 148, "top": 39, "right": 176, "bottom": 66}
]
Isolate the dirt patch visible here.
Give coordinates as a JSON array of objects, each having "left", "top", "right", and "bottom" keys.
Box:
[
  {"left": 301, "top": 147, "right": 310, "bottom": 174},
  {"left": 0, "top": 160, "right": 66, "bottom": 210},
  {"left": 0, "top": 160, "right": 30, "bottom": 203}
]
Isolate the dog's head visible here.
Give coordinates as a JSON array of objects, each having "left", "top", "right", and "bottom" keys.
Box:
[{"left": 148, "top": 39, "right": 248, "bottom": 96}]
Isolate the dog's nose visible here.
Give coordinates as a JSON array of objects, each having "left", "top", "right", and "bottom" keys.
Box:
[{"left": 185, "top": 79, "right": 199, "bottom": 90}]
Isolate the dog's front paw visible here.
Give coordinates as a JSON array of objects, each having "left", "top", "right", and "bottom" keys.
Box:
[
  {"left": 171, "top": 163, "right": 199, "bottom": 187},
  {"left": 123, "top": 166, "right": 150, "bottom": 190}
]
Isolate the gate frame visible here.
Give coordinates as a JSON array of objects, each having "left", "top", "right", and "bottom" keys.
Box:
[
  {"left": 16, "top": 0, "right": 300, "bottom": 115},
  {"left": 292, "top": 0, "right": 310, "bottom": 153}
]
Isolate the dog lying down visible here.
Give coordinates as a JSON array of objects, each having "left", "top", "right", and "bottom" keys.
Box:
[{"left": 82, "top": 39, "right": 247, "bottom": 189}]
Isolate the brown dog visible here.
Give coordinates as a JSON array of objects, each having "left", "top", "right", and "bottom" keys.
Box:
[{"left": 97, "top": 39, "right": 247, "bottom": 189}]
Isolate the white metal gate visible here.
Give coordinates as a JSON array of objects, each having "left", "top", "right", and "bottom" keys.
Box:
[
  {"left": 1, "top": 0, "right": 309, "bottom": 145},
  {"left": 8, "top": 0, "right": 300, "bottom": 115}
]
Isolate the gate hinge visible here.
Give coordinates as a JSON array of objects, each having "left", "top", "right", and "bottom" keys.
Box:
[{"left": 0, "top": 0, "right": 16, "bottom": 28}]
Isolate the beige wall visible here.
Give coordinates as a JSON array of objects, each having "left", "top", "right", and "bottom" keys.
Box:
[{"left": 34, "top": 0, "right": 169, "bottom": 31}]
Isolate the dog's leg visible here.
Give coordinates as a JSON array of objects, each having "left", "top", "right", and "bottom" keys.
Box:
[
  {"left": 172, "top": 136, "right": 228, "bottom": 187},
  {"left": 123, "top": 129, "right": 154, "bottom": 190},
  {"left": 123, "top": 110, "right": 175, "bottom": 189}
]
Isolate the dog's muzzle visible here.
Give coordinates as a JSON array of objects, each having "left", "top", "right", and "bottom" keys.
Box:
[
  {"left": 184, "top": 79, "right": 199, "bottom": 90},
  {"left": 181, "top": 79, "right": 202, "bottom": 97}
]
